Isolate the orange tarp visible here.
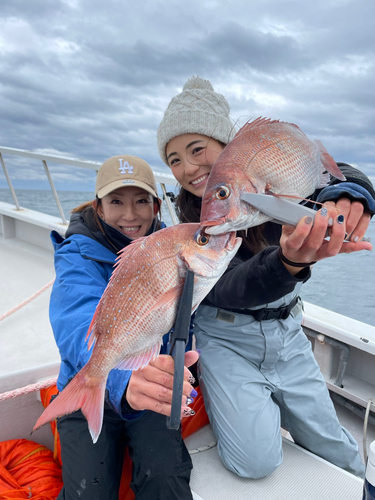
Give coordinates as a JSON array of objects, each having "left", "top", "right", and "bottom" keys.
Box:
[{"left": 0, "top": 439, "right": 63, "bottom": 500}]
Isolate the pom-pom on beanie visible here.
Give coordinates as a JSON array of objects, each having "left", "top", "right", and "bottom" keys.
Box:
[{"left": 157, "top": 76, "right": 236, "bottom": 165}]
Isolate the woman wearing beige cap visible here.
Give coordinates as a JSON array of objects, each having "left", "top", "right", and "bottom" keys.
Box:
[
  {"left": 48, "top": 155, "right": 197, "bottom": 499},
  {"left": 157, "top": 76, "right": 375, "bottom": 480}
]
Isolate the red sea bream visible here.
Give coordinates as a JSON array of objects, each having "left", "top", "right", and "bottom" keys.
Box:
[
  {"left": 34, "top": 223, "right": 241, "bottom": 442},
  {"left": 201, "top": 117, "right": 346, "bottom": 234}
]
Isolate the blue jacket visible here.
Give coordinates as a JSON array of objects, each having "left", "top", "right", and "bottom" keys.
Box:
[{"left": 50, "top": 221, "right": 188, "bottom": 420}]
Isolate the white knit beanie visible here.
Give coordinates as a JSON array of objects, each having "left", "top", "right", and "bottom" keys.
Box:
[{"left": 157, "top": 76, "right": 236, "bottom": 165}]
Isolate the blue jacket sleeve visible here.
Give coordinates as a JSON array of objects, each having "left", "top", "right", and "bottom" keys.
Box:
[{"left": 50, "top": 237, "right": 142, "bottom": 420}]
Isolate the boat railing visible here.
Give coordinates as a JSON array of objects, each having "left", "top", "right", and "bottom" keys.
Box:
[
  {"left": 0, "top": 146, "right": 179, "bottom": 226},
  {"left": 2, "top": 146, "right": 375, "bottom": 421}
]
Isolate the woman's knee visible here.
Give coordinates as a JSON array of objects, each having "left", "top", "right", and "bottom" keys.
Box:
[{"left": 218, "top": 441, "right": 282, "bottom": 479}]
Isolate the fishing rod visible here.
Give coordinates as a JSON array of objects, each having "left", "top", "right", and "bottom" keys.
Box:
[{"left": 167, "top": 269, "right": 195, "bottom": 430}]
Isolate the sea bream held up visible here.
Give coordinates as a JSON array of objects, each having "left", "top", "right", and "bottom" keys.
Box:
[
  {"left": 201, "top": 117, "right": 346, "bottom": 234},
  {"left": 34, "top": 223, "right": 241, "bottom": 443}
]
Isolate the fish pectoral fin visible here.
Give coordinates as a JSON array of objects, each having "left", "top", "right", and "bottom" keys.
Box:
[
  {"left": 114, "top": 341, "right": 162, "bottom": 371},
  {"left": 147, "top": 283, "right": 185, "bottom": 316},
  {"left": 134, "top": 283, "right": 184, "bottom": 331}
]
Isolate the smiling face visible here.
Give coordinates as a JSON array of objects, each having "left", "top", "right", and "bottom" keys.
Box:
[
  {"left": 166, "top": 134, "right": 225, "bottom": 198},
  {"left": 97, "top": 186, "right": 159, "bottom": 240}
]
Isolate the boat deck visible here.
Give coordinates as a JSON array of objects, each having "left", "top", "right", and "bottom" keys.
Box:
[
  {"left": 1, "top": 202, "right": 375, "bottom": 499},
  {"left": 0, "top": 235, "right": 60, "bottom": 377},
  {"left": 187, "top": 426, "right": 364, "bottom": 500}
]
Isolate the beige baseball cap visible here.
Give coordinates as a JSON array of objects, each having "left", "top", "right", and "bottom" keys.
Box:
[{"left": 96, "top": 155, "right": 158, "bottom": 199}]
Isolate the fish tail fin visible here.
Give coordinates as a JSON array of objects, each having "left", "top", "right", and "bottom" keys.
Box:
[
  {"left": 315, "top": 140, "right": 346, "bottom": 184},
  {"left": 33, "top": 367, "right": 106, "bottom": 443}
]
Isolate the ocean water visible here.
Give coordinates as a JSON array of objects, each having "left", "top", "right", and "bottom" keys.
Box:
[{"left": 1, "top": 188, "right": 374, "bottom": 327}]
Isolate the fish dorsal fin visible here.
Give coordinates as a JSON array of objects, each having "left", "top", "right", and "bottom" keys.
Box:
[
  {"left": 108, "top": 238, "right": 146, "bottom": 286},
  {"left": 233, "top": 117, "right": 281, "bottom": 140},
  {"left": 315, "top": 140, "right": 346, "bottom": 181},
  {"left": 85, "top": 301, "right": 103, "bottom": 350},
  {"left": 114, "top": 341, "right": 162, "bottom": 371},
  {"left": 232, "top": 117, "right": 311, "bottom": 143}
]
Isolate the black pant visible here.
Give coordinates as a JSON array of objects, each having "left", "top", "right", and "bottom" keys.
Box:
[{"left": 56, "top": 405, "right": 193, "bottom": 500}]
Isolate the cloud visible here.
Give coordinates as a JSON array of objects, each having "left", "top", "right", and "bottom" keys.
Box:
[{"left": 0, "top": 0, "right": 374, "bottom": 191}]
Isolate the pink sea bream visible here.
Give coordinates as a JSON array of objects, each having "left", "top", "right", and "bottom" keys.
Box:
[
  {"left": 34, "top": 223, "right": 241, "bottom": 442},
  {"left": 201, "top": 117, "right": 345, "bottom": 234}
]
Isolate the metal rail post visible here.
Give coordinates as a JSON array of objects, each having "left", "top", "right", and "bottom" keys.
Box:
[
  {"left": 42, "top": 160, "right": 68, "bottom": 225},
  {"left": 0, "top": 153, "right": 21, "bottom": 210},
  {"left": 160, "top": 183, "right": 179, "bottom": 226}
]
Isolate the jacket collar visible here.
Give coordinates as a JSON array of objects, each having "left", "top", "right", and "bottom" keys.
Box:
[{"left": 51, "top": 230, "right": 117, "bottom": 265}]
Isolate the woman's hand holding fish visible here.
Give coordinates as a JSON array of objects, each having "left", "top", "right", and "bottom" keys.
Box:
[
  {"left": 125, "top": 351, "right": 199, "bottom": 417},
  {"left": 279, "top": 199, "right": 372, "bottom": 274}
]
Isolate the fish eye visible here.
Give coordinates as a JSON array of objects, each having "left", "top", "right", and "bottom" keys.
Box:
[
  {"left": 197, "top": 232, "right": 210, "bottom": 246},
  {"left": 216, "top": 186, "right": 230, "bottom": 200}
]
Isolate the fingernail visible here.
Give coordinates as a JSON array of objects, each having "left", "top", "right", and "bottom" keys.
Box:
[
  {"left": 320, "top": 207, "right": 328, "bottom": 217},
  {"left": 354, "top": 236, "right": 359, "bottom": 242},
  {"left": 181, "top": 408, "right": 195, "bottom": 418},
  {"left": 305, "top": 216, "right": 313, "bottom": 224},
  {"left": 337, "top": 215, "right": 345, "bottom": 224},
  {"left": 188, "top": 374, "right": 196, "bottom": 384},
  {"left": 195, "top": 349, "right": 202, "bottom": 354},
  {"left": 328, "top": 218, "right": 333, "bottom": 227},
  {"left": 186, "top": 397, "right": 194, "bottom": 405},
  {"left": 190, "top": 389, "right": 198, "bottom": 398}
]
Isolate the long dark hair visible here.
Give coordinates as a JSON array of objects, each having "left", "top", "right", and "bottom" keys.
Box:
[{"left": 175, "top": 188, "right": 268, "bottom": 254}]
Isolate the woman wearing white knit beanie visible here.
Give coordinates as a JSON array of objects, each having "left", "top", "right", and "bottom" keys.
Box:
[
  {"left": 157, "top": 76, "right": 369, "bottom": 481},
  {"left": 157, "top": 76, "right": 236, "bottom": 222},
  {"left": 157, "top": 76, "right": 235, "bottom": 165}
]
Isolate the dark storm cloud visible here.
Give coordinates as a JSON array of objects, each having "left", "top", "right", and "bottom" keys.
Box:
[{"left": 0, "top": 0, "right": 374, "bottom": 190}]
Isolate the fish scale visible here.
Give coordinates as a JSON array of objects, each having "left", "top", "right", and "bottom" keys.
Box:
[
  {"left": 201, "top": 117, "right": 346, "bottom": 234},
  {"left": 34, "top": 223, "right": 241, "bottom": 442}
]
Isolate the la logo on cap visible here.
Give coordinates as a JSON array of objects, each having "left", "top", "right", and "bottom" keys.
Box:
[{"left": 118, "top": 159, "right": 133, "bottom": 174}]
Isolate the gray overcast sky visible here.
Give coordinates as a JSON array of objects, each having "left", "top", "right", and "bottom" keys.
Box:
[{"left": 0, "top": 0, "right": 374, "bottom": 191}]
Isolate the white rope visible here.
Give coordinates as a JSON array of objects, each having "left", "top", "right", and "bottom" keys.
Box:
[
  {"left": 0, "top": 279, "right": 55, "bottom": 322},
  {"left": 189, "top": 441, "right": 217, "bottom": 455},
  {"left": 0, "top": 377, "right": 58, "bottom": 402}
]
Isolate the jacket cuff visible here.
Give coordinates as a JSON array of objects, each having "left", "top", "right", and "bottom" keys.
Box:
[
  {"left": 316, "top": 183, "right": 375, "bottom": 215},
  {"left": 106, "top": 371, "right": 145, "bottom": 420},
  {"left": 270, "top": 246, "right": 311, "bottom": 284},
  {"left": 120, "top": 392, "right": 146, "bottom": 420}
]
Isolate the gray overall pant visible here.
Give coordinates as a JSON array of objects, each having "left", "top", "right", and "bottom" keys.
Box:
[{"left": 194, "top": 286, "right": 365, "bottom": 479}]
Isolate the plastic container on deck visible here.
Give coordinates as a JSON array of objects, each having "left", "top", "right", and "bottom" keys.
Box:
[{"left": 363, "top": 441, "right": 375, "bottom": 499}]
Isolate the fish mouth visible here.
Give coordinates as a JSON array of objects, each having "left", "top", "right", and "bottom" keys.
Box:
[
  {"left": 204, "top": 222, "right": 234, "bottom": 235},
  {"left": 203, "top": 212, "right": 250, "bottom": 234},
  {"left": 200, "top": 217, "right": 226, "bottom": 228}
]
